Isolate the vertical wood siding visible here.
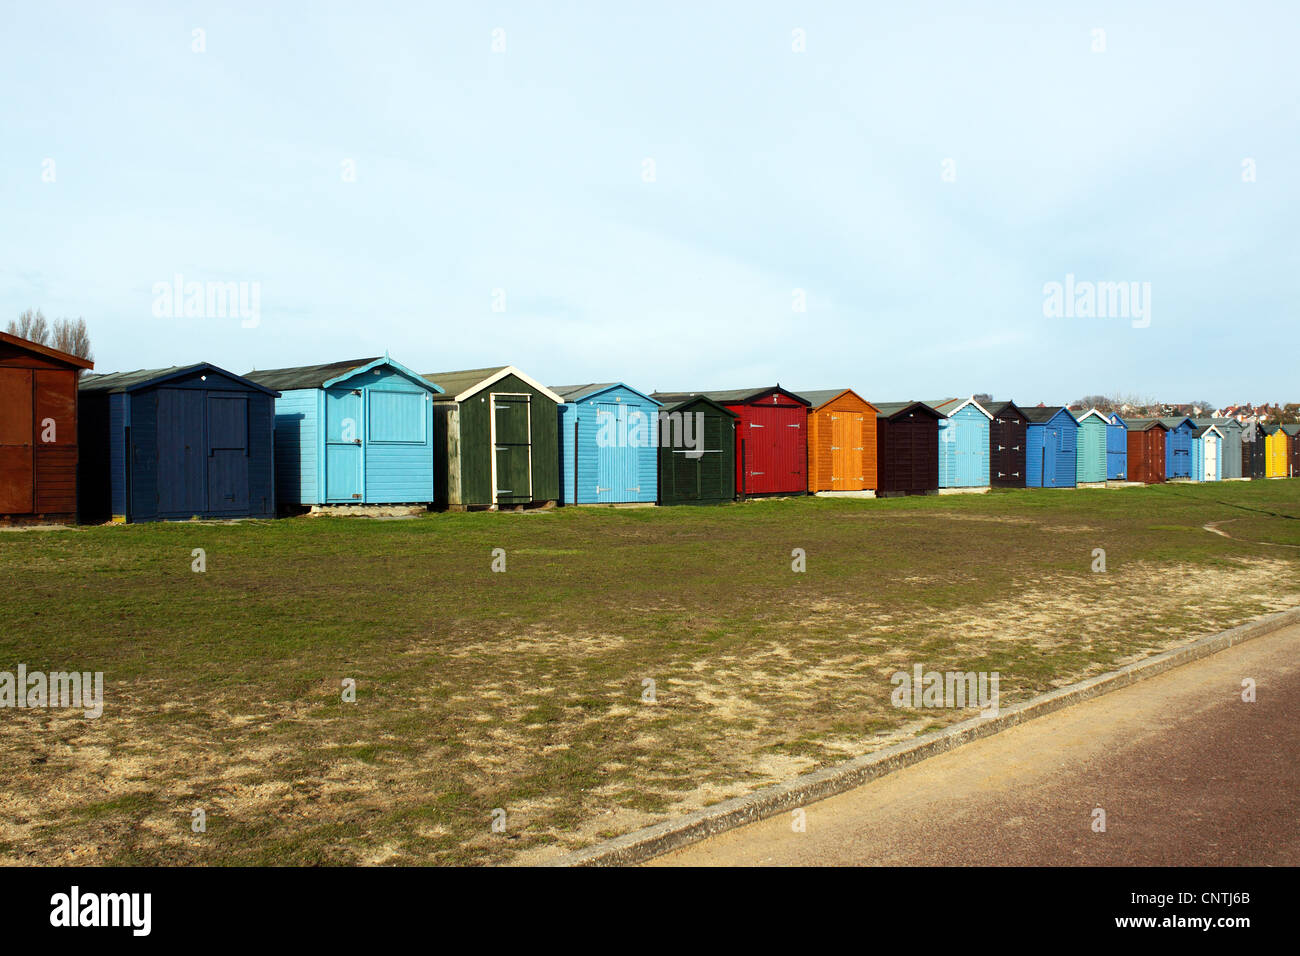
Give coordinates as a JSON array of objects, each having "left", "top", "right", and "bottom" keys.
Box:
[
  {"left": 806, "top": 392, "right": 877, "bottom": 492},
  {"left": 937, "top": 405, "right": 990, "bottom": 488},
  {"left": 1127, "top": 428, "right": 1166, "bottom": 484},
  {"left": 1106, "top": 415, "right": 1128, "bottom": 480},
  {"left": 1164, "top": 421, "right": 1194, "bottom": 479},
  {"left": 729, "top": 390, "right": 808, "bottom": 496},
  {"left": 1075, "top": 415, "right": 1108, "bottom": 484},
  {"left": 557, "top": 385, "right": 660, "bottom": 504},
  {"left": 876, "top": 410, "right": 939, "bottom": 495},
  {"left": 989, "top": 407, "right": 1028, "bottom": 488}
]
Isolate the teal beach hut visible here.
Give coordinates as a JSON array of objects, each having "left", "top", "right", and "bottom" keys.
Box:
[{"left": 1074, "top": 409, "right": 1110, "bottom": 485}]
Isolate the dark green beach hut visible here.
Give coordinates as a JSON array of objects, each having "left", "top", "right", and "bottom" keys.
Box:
[
  {"left": 656, "top": 395, "right": 737, "bottom": 506},
  {"left": 423, "top": 366, "right": 564, "bottom": 509}
]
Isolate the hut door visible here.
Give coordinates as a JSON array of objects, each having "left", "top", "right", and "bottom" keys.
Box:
[
  {"left": 595, "top": 402, "right": 633, "bottom": 502},
  {"left": 207, "top": 394, "right": 250, "bottom": 513},
  {"left": 325, "top": 387, "right": 364, "bottom": 502},
  {"left": 0, "top": 367, "right": 34, "bottom": 513},
  {"left": 1204, "top": 434, "right": 1218, "bottom": 481},
  {"left": 492, "top": 393, "right": 532, "bottom": 505},
  {"left": 156, "top": 389, "right": 206, "bottom": 515},
  {"left": 830, "top": 414, "right": 852, "bottom": 490},
  {"left": 1042, "top": 428, "right": 1059, "bottom": 486}
]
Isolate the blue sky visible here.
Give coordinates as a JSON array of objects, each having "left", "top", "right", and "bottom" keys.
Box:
[{"left": 2, "top": 2, "right": 1296, "bottom": 406}]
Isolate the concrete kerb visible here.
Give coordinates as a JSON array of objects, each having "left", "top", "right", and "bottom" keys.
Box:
[{"left": 547, "top": 605, "right": 1300, "bottom": 867}]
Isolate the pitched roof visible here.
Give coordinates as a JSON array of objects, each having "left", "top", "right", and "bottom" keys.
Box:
[
  {"left": 550, "top": 383, "right": 619, "bottom": 402},
  {"left": 986, "top": 400, "right": 1030, "bottom": 421},
  {"left": 653, "top": 394, "right": 739, "bottom": 417},
  {"left": 80, "top": 363, "right": 278, "bottom": 396},
  {"left": 243, "top": 357, "right": 381, "bottom": 391},
  {"left": 924, "top": 397, "right": 993, "bottom": 420},
  {"left": 648, "top": 386, "right": 810, "bottom": 406},
  {"left": 1194, "top": 417, "right": 1241, "bottom": 430},
  {"left": 423, "top": 366, "right": 563, "bottom": 404},
  {"left": 0, "top": 330, "right": 94, "bottom": 370},
  {"left": 1283, "top": 424, "right": 1300, "bottom": 437},
  {"left": 1075, "top": 408, "right": 1111, "bottom": 425},
  {"left": 1022, "top": 405, "right": 1073, "bottom": 424},
  {"left": 549, "top": 382, "right": 662, "bottom": 406},
  {"left": 793, "top": 388, "right": 878, "bottom": 411},
  {"left": 872, "top": 400, "right": 946, "bottom": 420},
  {"left": 1158, "top": 416, "right": 1196, "bottom": 430},
  {"left": 1123, "top": 418, "right": 1169, "bottom": 432}
]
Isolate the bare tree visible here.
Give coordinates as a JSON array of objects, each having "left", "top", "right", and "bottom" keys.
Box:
[
  {"left": 7, "top": 308, "right": 50, "bottom": 344},
  {"left": 7, "top": 309, "right": 92, "bottom": 363},
  {"left": 51, "top": 317, "right": 93, "bottom": 362},
  {"left": 1075, "top": 394, "right": 1114, "bottom": 412}
]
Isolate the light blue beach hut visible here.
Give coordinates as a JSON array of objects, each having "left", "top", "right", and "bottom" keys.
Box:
[
  {"left": 926, "top": 397, "right": 992, "bottom": 489},
  {"left": 554, "top": 383, "right": 662, "bottom": 505},
  {"left": 245, "top": 355, "right": 442, "bottom": 509},
  {"left": 1191, "top": 424, "right": 1224, "bottom": 482}
]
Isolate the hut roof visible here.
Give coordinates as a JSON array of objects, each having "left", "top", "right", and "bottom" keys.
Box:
[
  {"left": 424, "top": 365, "right": 562, "bottom": 404},
  {"left": 82, "top": 363, "right": 278, "bottom": 396}
]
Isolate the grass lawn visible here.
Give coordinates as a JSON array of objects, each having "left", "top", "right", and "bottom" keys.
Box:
[{"left": 3, "top": 480, "right": 1300, "bottom": 865}]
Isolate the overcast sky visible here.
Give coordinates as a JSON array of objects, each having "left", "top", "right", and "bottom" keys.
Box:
[{"left": 2, "top": 2, "right": 1296, "bottom": 406}]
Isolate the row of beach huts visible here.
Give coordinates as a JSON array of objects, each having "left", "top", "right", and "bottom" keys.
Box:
[{"left": 2, "top": 332, "right": 1297, "bottom": 523}]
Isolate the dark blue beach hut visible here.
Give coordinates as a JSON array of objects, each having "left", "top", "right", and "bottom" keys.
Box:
[{"left": 78, "top": 363, "right": 279, "bottom": 522}]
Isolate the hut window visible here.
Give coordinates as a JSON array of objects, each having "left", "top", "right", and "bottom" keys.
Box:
[{"left": 368, "top": 390, "right": 427, "bottom": 443}]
